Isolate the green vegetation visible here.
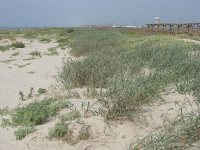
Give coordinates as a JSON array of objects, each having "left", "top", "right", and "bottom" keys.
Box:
[
  {"left": 15, "top": 63, "right": 31, "bottom": 68},
  {"left": 23, "top": 57, "right": 36, "bottom": 61},
  {"left": 131, "top": 113, "right": 200, "bottom": 150},
  {"left": 38, "top": 88, "right": 47, "bottom": 95},
  {"left": 28, "top": 71, "right": 35, "bottom": 74},
  {"left": 47, "top": 47, "right": 58, "bottom": 56},
  {"left": 19, "top": 91, "right": 25, "bottom": 101},
  {"left": 0, "top": 98, "right": 70, "bottom": 140},
  {"left": 49, "top": 121, "right": 69, "bottom": 138},
  {"left": 14, "top": 127, "right": 35, "bottom": 140},
  {"left": 1, "top": 28, "right": 200, "bottom": 147},
  {"left": 0, "top": 42, "right": 24, "bottom": 52},
  {"left": 0, "top": 45, "right": 11, "bottom": 52},
  {"left": 11, "top": 42, "right": 25, "bottom": 48},
  {"left": 40, "top": 37, "right": 51, "bottom": 43},
  {"left": 67, "top": 29, "right": 74, "bottom": 33},
  {"left": 0, "top": 107, "right": 9, "bottom": 116},
  {"left": 28, "top": 87, "right": 34, "bottom": 98},
  {"left": 29, "top": 50, "right": 42, "bottom": 57},
  {"left": 0, "top": 58, "right": 16, "bottom": 64},
  {"left": 59, "top": 29, "right": 200, "bottom": 120},
  {"left": 59, "top": 110, "right": 80, "bottom": 122}
]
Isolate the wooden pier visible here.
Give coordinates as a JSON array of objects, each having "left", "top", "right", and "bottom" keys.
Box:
[{"left": 146, "top": 23, "right": 200, "bottom": 34}]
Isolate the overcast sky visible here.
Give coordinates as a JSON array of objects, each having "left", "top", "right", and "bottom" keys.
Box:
[{"left": 0, "top": 0, "right": 199, "bottom": 27}]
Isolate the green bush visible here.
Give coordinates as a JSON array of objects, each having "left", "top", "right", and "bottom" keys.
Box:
[
  {"left": 38, "top": 88, "right": 47, "bottom": 94},
  {"left": 40, "top": 37, "right": 51, "bottom": 43},
  {"left": 14, "top": 127, "right": 35, "bottom": 140},
  {"left": 47, "top": 47, "right": 58, "bottom": 56},
  {"left": 49, "top": 122, "right": 69, "bottom": 138},
  {"left": 11, "top": 42, "right": 25, "bottom": 48},
  {"left": 9, "top": 98, "right": 69, "bottom": 127},
  {"left": 0, "top": 97, "right": 70, "bottom": 139},
  {"left": 59, "top": 110, "right": 80, "bottom": 122},
  {"left": 67, "top": 29, "right": 74, "bottom": 33}
]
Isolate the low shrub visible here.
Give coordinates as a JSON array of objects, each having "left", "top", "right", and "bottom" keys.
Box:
[
  {"left": 59, "top": 110, "right": 80, "bottom": 122},
  {"left": 14, "top": 127, "right": 35, "bottom": 140},
  {"left": 49, "top": 122, "right": 69, "bottom": 138},
  {"left": 4, "top": 98, "right": 70, "bottom": 127},
  {"left": 29, "top": 51, "right": 41, "bottom": 57},
  {"left": 47, "top": 47, "right": 58, "bottom": 56},
  {"left": 40, "top": 37, "right": 51, "bottom": 43},
  {"left": 0, "top": 45, "right": 11, "bottom": 51},
  {"left": 38, "top": 88, "right": 47, "bottom": 94},
  {"left": 11, "top": 42, "right": 25, "bottom": 48}
]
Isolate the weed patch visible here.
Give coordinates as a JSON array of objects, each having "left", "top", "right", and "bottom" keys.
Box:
[
  {"left": 29, "top": 51, "right": 42, "bottom": 57},
  {"left": 0, "top": 98, "right": 70, "bottom": 140},
  {"left": 49, "top": 121, "right": 69, "bottom": 138},
  {"left": 11, "top": 42, "right": 25, "bottom": 48},
  {"left": 131, "top": 113, "right": 200, "bottom": 150},
  {"left": 14, "top": 127, "right": 35, "bottom": 140},
  {"left": 38, "top": 88, "right": 47, "bottom": 95}
]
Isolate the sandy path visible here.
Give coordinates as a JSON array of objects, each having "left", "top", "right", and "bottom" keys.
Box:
[
  {"left": 0, "top": 38, "right": 67, "bottom": 107},
  {"left": 0, "top": 38, "right": 73, "bottom": 150},
  {"left": 182, "top": 38, "right": 200, "bottom": 45}
]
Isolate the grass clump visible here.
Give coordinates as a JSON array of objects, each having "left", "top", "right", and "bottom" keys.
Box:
[
  {"left": 14, "top": 127, "right": 35, "bottom": 140},
  {"left": 15, "top": 63, "right": 31, "bottom": 68},
  {"left": 1, "top": 98, "right": 70, "bottom": 127},
  {"left": 28, "top": 71, "right": 35, "bottom": 74},
  {"left": 19, "top": 91, "right": 25, "bottom": 101},
  {"left": 49, "top": 121, "right": 69, "bottom": 138},
  {"left": 47, "top": 47, "right": 58, "bottom": 56},
  {"left": 69, "top": 29, "right": 121, "bottom": 57},
  {"left": 58, "top": 28, "right": 74, "bottom": 36},
  {"left": 131, "top": 113, "right": 200, "bottom": 150},
  {"left": 11, "top": 99, "right": 64, "bottom": 126},
  {"left": 67, "top": 29, "right": 74, "bottom": 33},
  {"left": 40, "top": 37, "right": 51, "bottom": 43},
  {"left": 0, "top": 107, "right": 10, "bottom": 116},
  {"left": 0, "top": 98, "right": 70, "bottom": 140},
  {"left": 59, "top": 110, "right": 80, "bottom": 122},
  {"left": 0, "top": 45, "right": 11, "bottom": 52},
  {"left": 11, "top": 42, "right": 25, "bottom": 48},
  {"left": 100, "top": 73, "right": 162, "bottom": 119},
  {"left": 0, "top": 58, "right": 16, "bottom": 64},
  {"left": 23, "top": 57, "right": 36, "bottom": 61},
  {"left": 38, "top": 88, "right": 47, "bottom": 95},
  {"left": 28, "top": 87, "right": 34, "bottom": 98},
  {"left": 29, "top": 50, "right": 42, "bottom": 57},
  {"left": 57, "top": 37, "right": 71, "bottom": 47}
]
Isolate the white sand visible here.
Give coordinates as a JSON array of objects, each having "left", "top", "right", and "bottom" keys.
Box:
[{"left": 0, "top": 38, "right": 66, "bottom": 107}]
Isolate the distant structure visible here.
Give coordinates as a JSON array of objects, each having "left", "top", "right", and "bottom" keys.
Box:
[
  {"left": 155, "top": 17, "right": 161, "bottom": 24},
  {"left": 145, "top": 17, "right": 200, "bottom": 34},
  {"left": 146, "top": 22, "right": 200, "bottom": 34}
]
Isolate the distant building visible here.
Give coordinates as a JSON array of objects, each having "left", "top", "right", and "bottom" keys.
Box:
[{"left": 155, "top": 17, "right": 161, "bottom": 24}]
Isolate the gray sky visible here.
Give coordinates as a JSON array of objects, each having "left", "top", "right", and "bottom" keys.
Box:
[{"left": 0, "top": 0, "right": 199, "bottom": 27}]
